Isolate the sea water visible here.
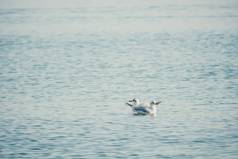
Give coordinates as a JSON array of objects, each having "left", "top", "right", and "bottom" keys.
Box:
[{"left": 0, "top": 1, "right": 238, "bottom": 158}]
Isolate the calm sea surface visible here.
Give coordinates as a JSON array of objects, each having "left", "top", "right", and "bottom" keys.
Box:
[{"left": 0, "top": 1, "right": 238, "bottom": 158}]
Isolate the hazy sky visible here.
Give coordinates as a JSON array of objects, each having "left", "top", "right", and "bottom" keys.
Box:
[{"left": 0, "top": 0, "right": 237, "bottom": 8}]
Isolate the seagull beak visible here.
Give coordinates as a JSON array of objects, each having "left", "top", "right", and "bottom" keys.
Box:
[{"left": 126, "top": 102, "right": 133, "bottom": 107}]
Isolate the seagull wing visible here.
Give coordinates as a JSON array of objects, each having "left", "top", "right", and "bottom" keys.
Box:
[{"left": 133, "top": 106, "right": 150, "bottom": 113}]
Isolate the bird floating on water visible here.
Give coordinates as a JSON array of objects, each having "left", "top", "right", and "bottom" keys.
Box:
[{"left": 126, "top": 98, "right": 161, "bottom": 116}]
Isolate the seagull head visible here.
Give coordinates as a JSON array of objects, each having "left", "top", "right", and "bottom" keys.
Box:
[{"left": 127, "top": 98, "right": 140, "bottom": 106}]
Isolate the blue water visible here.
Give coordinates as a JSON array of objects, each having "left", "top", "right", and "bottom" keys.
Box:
[{"left": 0, "top": 1, "right": 238, "bottom": 158}]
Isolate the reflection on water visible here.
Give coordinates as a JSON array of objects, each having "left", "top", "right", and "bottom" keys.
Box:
[{"left": 0, "top": 1, "right": 238, "bottom": 158}]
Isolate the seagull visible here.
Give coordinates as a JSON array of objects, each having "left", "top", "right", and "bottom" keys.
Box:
[{"left": 126, "top": 98, "right": 161, "bottom": 116}]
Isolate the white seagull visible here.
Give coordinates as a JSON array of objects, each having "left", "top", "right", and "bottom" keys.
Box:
[{"left": 126, "top": 98, "right": 161, "bottom": 116}]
